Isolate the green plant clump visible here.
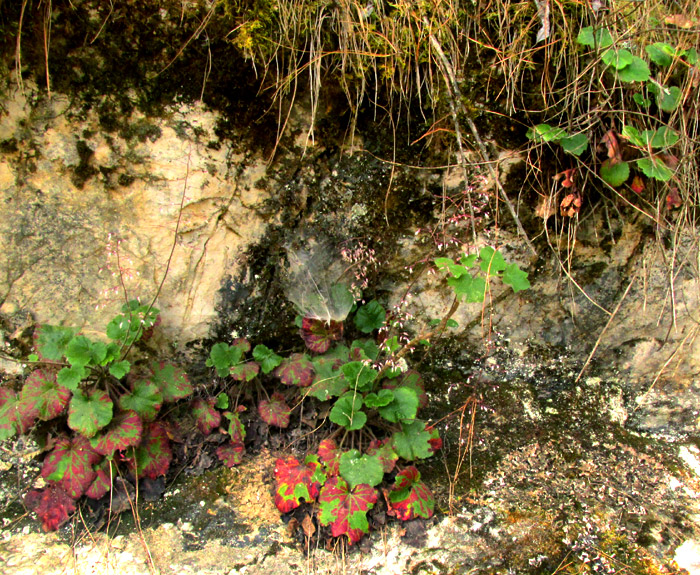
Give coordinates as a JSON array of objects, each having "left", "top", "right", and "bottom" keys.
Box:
[{"left": 1, "top": 247, "right": 529, "bottom": 540}]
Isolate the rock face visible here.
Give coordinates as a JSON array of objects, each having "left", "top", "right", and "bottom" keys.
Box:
[{"left": 0, "top": 83, "right": 271, "bottom": 346}]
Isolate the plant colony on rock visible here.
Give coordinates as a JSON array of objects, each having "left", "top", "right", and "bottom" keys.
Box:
[{"left": 0, "top": 247, "right": 530, "bottom": 543}]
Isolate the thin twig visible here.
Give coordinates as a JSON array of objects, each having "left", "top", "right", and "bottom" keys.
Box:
[{"left": 576, "top": 275, "right": 636, "bottom": 382}]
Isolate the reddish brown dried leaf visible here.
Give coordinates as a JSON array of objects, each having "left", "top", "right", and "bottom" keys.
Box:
[{"left": 24, "top": 485, "right": 77, "bottom": 531}]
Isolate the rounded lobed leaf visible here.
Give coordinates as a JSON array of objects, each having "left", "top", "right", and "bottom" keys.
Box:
[
  {"left": 366, "top": 439, "right": 399, "bottom": 473},
  {"left": 317, "top": 477, "right": 378, "bottom": 544},
  {"left": 149, "top": 361, "right": 192, "bottom": 402},
  {"left": 388, "top": 466, "right": 435, "bottom": 521},
  {"left": 377, "top": 386, "right": 419, "bottom": 423},
  {"left": 21, "top": 369, "right": 71, "bottom": 421},
  {"left": 85, "top": 459, "right": 117, "bottom": 500},
  {"left": 275, "top": 353, "right": 315, "bottom": 387},
  {"left": 229, "top": 361, "right": 260, "bottom": 382},
  {"left": 41, "top": 436, "right": 101, "bottom": 499},
  {"left": 300, "top": 318, "right": 343, "bottom": 354},
  {"left": 192, "top": 397, "right": 222, "bottom": 435},
  {"left": 68, "top": 389, "right": 114, "bottom": 438},
  {"left": 354, "top": 300, "right": 386, "bottom": 333},
  {"left": 274, "top": 455, "right": 325, "bottom": 513},
  {"left": 392, "top": 420, "right": 441, "bottom": 461},
  {"left": 317, "top": 438, "right": 342, "bottom": 477},
  {"left": 119, "top": 380, "right": 163, "bottom": 422},
  {"left": 89, "top": 410, "right": 143, "bottom": 456},
  {"left": 129, "top": 422, "right": 172, "bottom": 479},
  {"left": 329, "top": 392, "right": 366, "bottom": 431},
  {"left": 216, "top": 441, "right": 245, "bottom": 467},
  {"left": 258, "top": 392, "right": 291, "bottom": 428},
  {"left": 338, "top": 449, "right": 384, "bottom": 489}
]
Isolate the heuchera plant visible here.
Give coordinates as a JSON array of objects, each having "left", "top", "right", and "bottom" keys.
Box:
[
  {"left": 243, "top": 246, "right": 528, "bottom": 544},
  {"left": 0, "top": 300, "right": 237, "bottom": 531}
]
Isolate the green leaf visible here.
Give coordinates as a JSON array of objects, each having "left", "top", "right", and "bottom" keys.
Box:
[
  {"left": 349, "top": 340, "right": 380, "bottom": 361},
  {"left": 621, "top": 125, "right": 645, "bottom": 147},
  {"left": 602, "top": 48, "right": 633, "bottom": 69},
  {"left": 206, "top": 343, "right": 243, "bottom": 377},
  {"left": 686, "top": 48, "right": 698, "bottom": 65},
  {"left": 0, "top": 388, "right": 19, "bottom": 441},
  {"left": 656, "top": 86, "right": 682, "bottom": 112},
  {"left": 526, "top": 123, "right": 567, "bottom": 143},
  {"left": 392, "top": 420, "right": 440, "bottom": 461},
  {"left": 274, "top": 353, "right": 315, "bottom": 387},
  {"left": 56, "top": 365, "right": 87, "bottom": 391},
  {"left": 338, "top": 450, "right": 384, "bottom": 489},
  {"left": 577, "top": 26, "right": 614, "bottom": 49},
  {"left": 637, "top": 157, "right": 674, "bottom": 181},
  {"left": 119, "top": 380, "right": 163, "bottom": 421},
  {"left": 502, "top": 263, "right": 531, "bottom": 293},
  {"left": 600, "top": 160, "right": 630, "bottom": 187},
  {"left": 68, "top": 389, "right": 114, "bottom": 438},
  {"left": 447, "top": 274, "right": 487, "bottom": 302},
  {"left": 364, "top": 389, "right": 394, "bottom": 408},
  {"left": 252, "top": 344, "right": 283, "bottom": 374},
  {"left": 560, "top": 133, "right": 589, "bottom": 156},
  {"left": 650, "top": 127, "right": 679, "bottom": 148},
  {"left": 479, "top": 246, "right": 506, "bottom": 275},
  {"left": 329, "top": 392, "right": 366, "bottom": 430},
  {"left": 108, "top": 360, "right": 130, "bottom": 379},
  {"left": 215, "top": 393, "right": 229, "bottom": 410},
  {"left": 36, "top": 325, "right": 78, "bottom": 361},
  {"left": 341, "top": 361, "right": 378, "bottom": 392},
  {"left": 354, "top": 300, "right": 386, "bottom": 333},
  {"left": 645, "top": 42, "right": 675, "bottom": 66},
  {"left": 616, "top": 57, "right": 650, "bottom": 82},
  {"left": 434, "top": 257, "right": 469, "bottom": 278},
  {"left": 633, "top": 93, "right": 652, "bottom": 108},
  {"left": 377, "top": 386, "right": 419, "bottom": 423}
]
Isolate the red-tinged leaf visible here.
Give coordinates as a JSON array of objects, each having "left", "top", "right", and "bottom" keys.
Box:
[
  {"left": 630, "top": 175, "right": 645, "bottom": 194},
  {"left": 667, "top": 187, "right": 682, "bottom": 209},
  {"left": 149, "top": 362, "right": 192, "bottom": 402},
  {"left": 274, "top": 353, "right": 315, "bottom": 387},
  {"left": 68, "top": 389, "right": 114, "bottom": 438},
  {"left": 90, "top": 410, "right": 143, "bottom": 456},
  {"left": 224, "top": 411, "right": 246, "bottom": 444},
  {"left": 216, "top": 441, "right": 245, "bottom": 467},
  {"left": 602, "top": 130, "right": 622, "bottom": 162},
  {"left": 130, "top": 422, "right": 172, "bottom": 479},
  {"left": 21, "top": 369, "right": 70, "bottom": 421},
  {"left": 258, "top": 392, "right": 291, "bottom": 428},
  {"left": 387, "top": 466, "right": 435, "bottom": 521},
  {"left": 318, "top": 438, "right": 342, "bottom": 477},
  {"left": 0, "top": 387, "right": 19, "bottom": 440},
  {"left": 428, "top": 431, "right": 443, "bottom": 454},
  {"left": 85, "top": 459, "right": 117, "bottom": 499},
  {"left": 384, "top": 371, "right": 427, "bottom": 409},
  {"left": 41, "top": 436, "right": 101, "bottom": 498},
  {"left": 300, "top": 318, "right": 343, "bottom": 354},
  {"left": 119, "top": 380, "right": 163, "bottom": 421},
  {"left": 232, "top": 338, "right": 251, "bottom": 353},
  {"left": 229, "top": 362, "right": 259, "bottom": 382},
  {"left": 274, "top": 455, "right": 325, "bottom": 513},
  {"left": 366, "top": 439, "right": 398, "bottom": 473},
  {"left": 192, "top": 398, "right": 221, "bottom": 435},
  {"left": 317, "top": 477, "right": 378, "bottom": 544},
  {"left": 24, "top": 485, "right": 76, "bottom": 531}
]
